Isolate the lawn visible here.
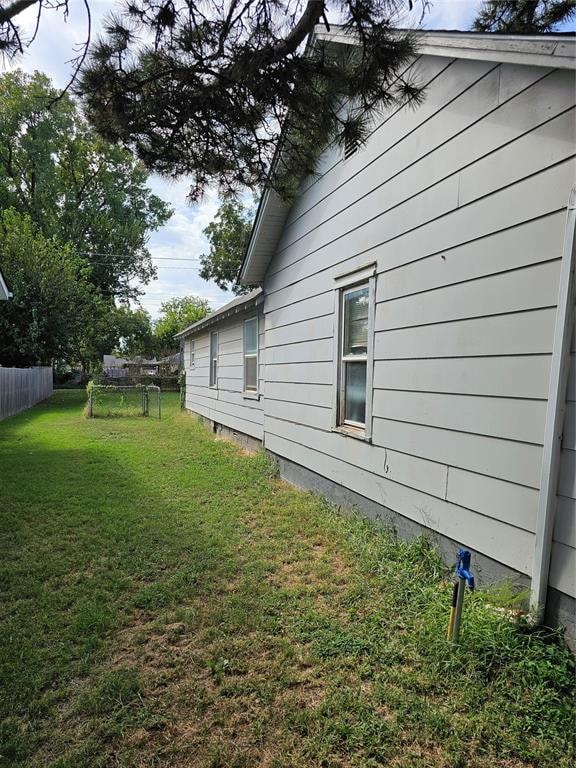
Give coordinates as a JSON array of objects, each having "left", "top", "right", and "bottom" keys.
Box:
[{"left": 0, "top": 391, "right": 574, "bottom": 768}]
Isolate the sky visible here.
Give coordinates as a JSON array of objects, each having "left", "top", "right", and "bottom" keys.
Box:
[{"left": 5, "top": 0, "right": 496, "bottom": 318}]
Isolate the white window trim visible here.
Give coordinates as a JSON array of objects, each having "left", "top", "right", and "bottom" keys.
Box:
[
  {"left": 209, "top": 330, "right": 218, "bottom": 388},
  {"left": 331, "top": 269, "right": 376, "bottom": 441},
  {"left": 189, "top": 338, "right": 195, "bottom": 369},
  {"left": 243, "top": 315, "right": 260, "bottom": 398}
]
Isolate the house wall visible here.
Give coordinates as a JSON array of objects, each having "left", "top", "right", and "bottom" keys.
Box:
[
  {"left": 184, "top": 309, "right": 265, "bottom": 442},
  {"left": 261, "top": 54, "right": 576, "bottom": 602},
  {"left": 551, "top": 313, "right": 576, "bottom": 615}
]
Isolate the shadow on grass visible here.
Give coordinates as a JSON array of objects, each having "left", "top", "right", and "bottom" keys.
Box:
[{"left": 0, "top": 399, "right": 242, "bottom": 766}]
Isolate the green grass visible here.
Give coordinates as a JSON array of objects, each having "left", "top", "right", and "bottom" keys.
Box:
[{"left": 0, "top": 391, "right": 574, "bottom": 768}]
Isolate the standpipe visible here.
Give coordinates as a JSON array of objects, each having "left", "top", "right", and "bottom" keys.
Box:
[{"left": 447, "top": 549, "right": 475, "bottom": 644}]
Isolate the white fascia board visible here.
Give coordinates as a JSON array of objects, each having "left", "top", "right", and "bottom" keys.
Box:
[
  {"left": 417, "top": 33, "right": 575, "bottom": 70},
  {"left": 313, "top": 28, "right": 576, "bottom": 70}
]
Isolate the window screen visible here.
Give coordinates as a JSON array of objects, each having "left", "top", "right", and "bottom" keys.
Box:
[
  {"left": 209, "top": 331, "right": 218, "bottom": 387},
  {"left": 244, "top": 317, "right": 258, "bottom": 392},
  {"left": 340, "top": 283, "right": 370, "bottom": 428}
]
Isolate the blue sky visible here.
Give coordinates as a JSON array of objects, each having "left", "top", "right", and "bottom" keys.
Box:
[{"left": 5, "top": 1, "right": 505, "bottom": 317}]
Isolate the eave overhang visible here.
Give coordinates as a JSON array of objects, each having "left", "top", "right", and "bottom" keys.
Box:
[{"left": 175, "top": 287, "right": 263, "bottom": 339}]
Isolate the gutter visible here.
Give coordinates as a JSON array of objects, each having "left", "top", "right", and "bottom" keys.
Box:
[
  {"left": 175, "top": 290, "right": 263, "bottom": 339},
  {"left": 531, "top": 185, "right": 576, "bottom": 622}
]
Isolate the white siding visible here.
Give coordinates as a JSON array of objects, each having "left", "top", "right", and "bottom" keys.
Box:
[
  {"left": 184, "top": 310, "right": 265, "bottom": 441},
  {"left": 550, "top": 317, "right": 576, "bottom": 597},
  {"left": 261, "top": 56, "right": 576, "bottom": 587}
]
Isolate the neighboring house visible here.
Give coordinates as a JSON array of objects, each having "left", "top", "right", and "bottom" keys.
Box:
[
  {"left": 178, "top": 31, "right": 576, "bottom": 637},
  {"left": 103, "top": 354, "right": 130, "bottom": 379},
  {"left": 0, "top": 266, "right": 12, "bottom": 300},
  {"left": 102, "top": 354, "right": 181, "bottom": 379}
]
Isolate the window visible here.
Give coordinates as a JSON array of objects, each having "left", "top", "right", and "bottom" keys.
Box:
[
  {"left": 189, "top": 339, "right": 195, "bottom": 368},
  {"left": 334, "top": 267, "right": 375, "bottom": 438},
  {"left": 209, "top": 331, "right": 218, "bottom": 387},
  {"left": 243, "top": 317, "right": 258, "bottom": 393}
]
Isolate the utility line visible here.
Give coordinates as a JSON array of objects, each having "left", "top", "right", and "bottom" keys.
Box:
[{"left": 79, "top": 252, "right": 201, "bottom": 262}]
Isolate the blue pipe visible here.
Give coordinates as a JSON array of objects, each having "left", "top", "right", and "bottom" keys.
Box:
[{"left": 456, "top": 548, "right": 475, "bottom": 592}]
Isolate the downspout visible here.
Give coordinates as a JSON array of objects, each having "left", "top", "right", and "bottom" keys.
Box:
[{"left": 530, "top": 185, "right": 576, "bottom": 623}]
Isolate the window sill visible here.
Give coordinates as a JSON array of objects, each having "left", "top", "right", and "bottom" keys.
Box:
[
  {"left": 332, "top": 425, "right": 372, "bottom": 443},
  {"left": 243, "top": 392, "right": 260, "bottom": 401}
]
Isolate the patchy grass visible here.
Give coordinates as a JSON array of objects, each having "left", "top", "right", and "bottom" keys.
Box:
[{"left": 0, "top": 391, "right": 574, "bottom": 768}]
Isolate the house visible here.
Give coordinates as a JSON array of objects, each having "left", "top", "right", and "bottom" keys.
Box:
[
  {"left": 0, "top": 266, "right": 12, "bottom": 300},
  {"left": 102, "top": 353, "right": 181, "bottom": 380},
  {"left": 103, "top": 354, "right": 130, "bottom": 379},
  {"left": 177, "top": 30, "right": 576, "bottom": 638}
]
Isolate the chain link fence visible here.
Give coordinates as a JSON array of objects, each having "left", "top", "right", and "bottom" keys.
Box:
[{"left": 86, "top": 384, "right": 161, "bottom": 419}]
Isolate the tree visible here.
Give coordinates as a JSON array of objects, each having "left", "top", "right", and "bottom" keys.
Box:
[
  {"left": 76, "top": 1, "right": 426, "bottom": 201},
  {"left": 0, "top": 209, "right": 104, "bottom": 367},
  {"left": 200, "top": 197, "right": 255, "bottom": 295},
  {"left": 154, "top": 296, "right": 210, "bottom": 354},
  {"left": 1, "top": 4, "right": 428, "bottom": 201},
  {"left": 473, "top": 0, "right": 576, "bottom": 33},
  {"left": 114, "top": 306, "right": 157, "bottom": 358},
  {"left": 0, "top": 70, "right": 172, "bottom": 300}
]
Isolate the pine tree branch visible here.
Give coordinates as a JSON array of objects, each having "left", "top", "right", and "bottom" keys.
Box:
[{"left": 0, "top": 0, "right": 39, "bottom": 25}]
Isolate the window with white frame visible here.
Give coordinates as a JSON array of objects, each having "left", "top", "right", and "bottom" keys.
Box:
[
  {"left": 243, "top": 317, "right": 258, "bottom": 392},
  {"left": 209, "top": 331, "right": 218, "bottom": 387},
  {"left": 189, "top": 338, "right": 195, "bottom": 368},
  {"left": 335, "top": 270, "right": 375, "bottom": 436}
]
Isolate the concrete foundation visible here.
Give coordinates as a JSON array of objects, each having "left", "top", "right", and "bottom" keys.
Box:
[{"left": 195, "top": 413, "right": 262, "bottom": 454}]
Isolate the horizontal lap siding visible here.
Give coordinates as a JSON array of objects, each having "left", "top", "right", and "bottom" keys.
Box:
[
  {"left": 262, "top": 57, "right": 576, "bottom": 583},
  {"left": 550, "top": 319, "right": 576, "bottom": 596},
  {"left": 184, "top": 312, "right": 264, "bottom": 440}
]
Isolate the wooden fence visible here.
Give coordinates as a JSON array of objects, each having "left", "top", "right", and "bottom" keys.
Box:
[{"left": 0, "top": 366, "right": 53, "bottom": 421}]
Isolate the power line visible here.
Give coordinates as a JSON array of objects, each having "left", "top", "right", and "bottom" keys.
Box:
[
  {"left": 90, "top": 264, "right": 202, "bottom": 270},
  {"left": 79, "top": 251, "right": 201, "bottom": 262}
]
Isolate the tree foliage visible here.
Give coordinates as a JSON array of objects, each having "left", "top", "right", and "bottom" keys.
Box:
[
  {"left": 0, "top": 70, "right": 173, "bottom": 371},
  {"left": 154, "top": 296, "right": 211, "bottom": 353},
  {"left": 114, "top": 306, "right": 157, "bottom": 358},
  {"left": 0, "top": 209, "right": 164, "bottom": 371},
  {"left": 0, "top": 70, "right": 172, "bottom": 300},
  {"left": 75, "top": 0, "right": 426, "bottom": 201},
  {"left": 0, "top": 209, "right": 100, "bottom": 367},
  {"left": 473, "top": 0, "right": 576, "bottom": 33},
  {"left": 200, "top": 197, "right": 255, "bottom": 294}
]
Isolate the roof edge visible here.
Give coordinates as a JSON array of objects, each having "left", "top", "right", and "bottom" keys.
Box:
[
  {"left": 175, "top": 288, "right": 263, "bottom": 338},
  {"left": 312, "top": 28, "right": 576, "bottom": 70}
]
